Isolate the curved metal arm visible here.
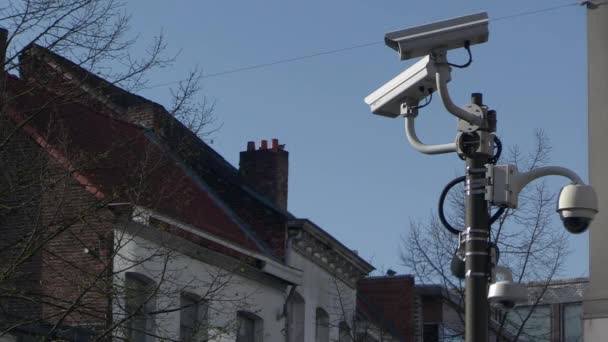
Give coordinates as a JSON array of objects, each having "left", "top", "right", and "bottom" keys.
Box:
[
  {"left": 513, "top": 166, "right": 585, "bottom": 194},
  {"left": 436, "top": 64, "right": 483, "bottom": 126},
  {"left": 404, "top": 116, "right": 457, "bottom": 154}
]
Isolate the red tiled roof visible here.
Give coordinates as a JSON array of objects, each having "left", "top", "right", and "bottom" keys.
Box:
[
  {"left": 6, "top": 75, "right": 269, "bottom": 256},
  {"left": 18, "top": 46, "right": 291, "bottom": 259}
]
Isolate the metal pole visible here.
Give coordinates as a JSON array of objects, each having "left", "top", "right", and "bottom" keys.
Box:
[{"left": 464, "top": 93, "right": 490, "bottom": 342}]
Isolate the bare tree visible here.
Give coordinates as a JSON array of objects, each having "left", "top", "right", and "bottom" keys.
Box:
[
  {"left": 0, "top": 0, "right": 217, "bottom": 140},
  {"left": 325, "top": 276, "right": 405, "bottom": 342},
  {"left": 400, "top": 130, "right": 570, "bottom": 341},
  {"left": 0, "top": 1, "right": 255, "bottom": 341}
]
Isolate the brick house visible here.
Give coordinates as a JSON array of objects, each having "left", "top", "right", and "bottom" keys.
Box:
[
  {"left": 356, "top": 275, "right": 418, "bottom": 341},
  {"left": 0, "top": 30, "right": 410, "bottom": 342}
]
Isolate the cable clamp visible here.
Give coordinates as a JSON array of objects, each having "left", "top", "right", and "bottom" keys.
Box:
[
  {"left": 466, "top": 271, "right": 487, "bottom": 278},
  {"left": 465, "top": 251, "right": 489, "bottom": 256},
  {"left": 466, "top": 189, "right": 487, "bottom": 196},
  {"left": 467, "top": 167, "right": 487, "bottom": 174},
  {"left": 464, "top": 237, "right": 489, "bottom": 242},
  {"left": 465, "top": 227, "right": 489, "bottom": 235}
]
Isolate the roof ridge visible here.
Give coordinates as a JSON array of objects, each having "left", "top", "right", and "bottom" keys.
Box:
[{"left": 7, "top": 71, "right": 147, "bottom": 133}]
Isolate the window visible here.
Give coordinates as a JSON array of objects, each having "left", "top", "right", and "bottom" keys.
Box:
[
  {"left": 125, "top": 273, "right": 156, "bottom": 342},
  {"left": 338, "top": 322, "right": 351, "bottom": 342},
  {"left": 423, "top": 323, "right": 439, "bottom": 342},
  {"left": 180, "top": 293, "right": 208, "bottom": 341},
  {"left": 563, "top": 303, "right": 582, "bottom": 342},
  {"left": 287, "top": 292, "right": 305, "bottom": 342},
  {"left": 236, "top": 311, "right": 263, "bottom": 342},
  {"left": 315, "top": 308, "right": 329, "bottom": 342},
  {"left": 506, "top": 305, "right": 551, "bottom": 341}
]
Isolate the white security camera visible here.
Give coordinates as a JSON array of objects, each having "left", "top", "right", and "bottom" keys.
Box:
[
  {"left": 488, "top": 266, "right": 527, "bottom": 310},
  {"left": 364, "top": 56, "right": 448, "bottom": 117},
  {"left": 488, "top": 281, "right": 527, "bottom": 310},
  {"left": 557, "top": 184, "right": 598, "bottom": 234},
  {"left": 384, "top": 12, "right": 489, "bottom": 61}
]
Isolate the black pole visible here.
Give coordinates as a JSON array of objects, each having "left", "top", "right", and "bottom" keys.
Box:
[{"left": 464, "top": 93, "right": 490, "bottom": 342}]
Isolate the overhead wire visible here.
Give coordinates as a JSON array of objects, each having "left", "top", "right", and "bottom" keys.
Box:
[
  {"left": 139, "top": 1, "right": 594, "bottom": 90},
  {"left": 491, "top": 1, "right": 581, "bottom": 22},
  {"left": 141, "top": 41, "right": 382, "bottom": 89}
]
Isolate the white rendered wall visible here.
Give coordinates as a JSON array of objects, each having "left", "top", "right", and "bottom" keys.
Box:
[
  {"left": 113, "top": 229, "right": 287, "bottom": 341},
  {"left": 287, "top": 249, "right": 357, "bottom": 341},
  {"left": 585, "top": 3, "right": 608, "bottom": 340},
  {"left": 583, "top": 318, "right": 608, "bottom": 341}
]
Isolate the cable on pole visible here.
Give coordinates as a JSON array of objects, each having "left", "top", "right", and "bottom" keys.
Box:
[{"left": 438, "top": 174, "right": 506, "bottom": 235}]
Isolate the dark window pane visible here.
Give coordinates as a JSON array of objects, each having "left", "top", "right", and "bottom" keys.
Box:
[
  {"left": 288, "top": 293, "right": 305, "bottom": 342},
  {"left": 315, "top": 308, "right": 329, "bottom": 342},
  {"left": 423, "top": 323, "right": 439, "bottom": 342},
  {"left": 237, "top": 313, "right": 255, "bottom": 342},
  {"left": 125, "top": 275, "right": 155, "bottom": 342},
  {"left": 563, "top": 303, "right": 582, "bottom": 342},
  {"left": 180, "top": 294, "right": 202, "bottom": 341},
  {"left": 506, "top": 305, "right": 551, "bottom": 342}
]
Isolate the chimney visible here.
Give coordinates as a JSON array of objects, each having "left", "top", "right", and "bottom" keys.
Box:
[{"left": 239, "top": 139, "right": 289, "bottom": 210}]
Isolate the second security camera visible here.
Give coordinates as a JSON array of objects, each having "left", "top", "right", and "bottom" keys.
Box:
[{"left": 364, "top": 56, "right": 448, "bottom": 117}]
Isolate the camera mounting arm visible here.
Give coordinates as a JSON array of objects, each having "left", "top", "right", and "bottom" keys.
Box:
[
  {"left": 487, "top": 164, "right": 598, "bottom": 234},
  {"left": 486, "top": 164, "right": 587, "bottom": 209},
  {"left": 512, "top": 165, "right": 584, "bottom": 188},
  {"left": 403, "top": 115, "right": 458, "bottom": 154},
  {"left": 401, "top": 99, "right": 458, "bottom": 155},
  {"left": 435, "top": 55, "right": 484, "bottom": 127}
]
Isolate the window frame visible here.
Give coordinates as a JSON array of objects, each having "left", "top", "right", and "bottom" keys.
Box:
[
  {"left": 287, "top": 292, "right": 305, "bottom": 342},
  {"left": 236, "top": 311, "right": 263, "bottom": 342},
  {"left": 561, "top": 302, "right": 583, "bottom": 342},
  {"left": 180, "top": 292, "right": 209, "bottom": 342},
  {"left": 124, "top": 272, "right": 156, "bottom": 342},
  {"left": 315, "top": 307, "right": 330, "bottom": 342}
]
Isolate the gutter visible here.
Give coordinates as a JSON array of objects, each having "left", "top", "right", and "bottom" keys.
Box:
[{"left": 129, "top": 205, "right": 303, "bottom": 286}]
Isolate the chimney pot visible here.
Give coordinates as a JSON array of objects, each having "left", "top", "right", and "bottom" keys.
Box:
[
  {"left": 247, "top": 141, "right": 255, "bottom": 151},
  {"left": 271, "top": 139, "right": 279, "bottom": 151},
  {"left": 260, "top": 140, "right": 268, "bottom": 150}
]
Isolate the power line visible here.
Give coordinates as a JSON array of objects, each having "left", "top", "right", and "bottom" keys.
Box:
[
  {"left": 142, "top": 41, "right": 381, "bottom": 89},
  {"left": 492, "top": 1, "right": 580, "bottom": 22},
  {"left": 140, "top": 2, "right": 591, "bottom": 90}
]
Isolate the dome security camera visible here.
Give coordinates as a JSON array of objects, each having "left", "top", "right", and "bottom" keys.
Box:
[
  {"left": 488, "top": 266, "right": 527, "bottom": 310},
  {"left": 488, "top": 280, "right": 527, "bottom": 310},
  {"left": 557, "top": 184, "right": 598, "bottom": 234},
  {"left": 487, "top": 165, "right": 599, "bottom": 234}
]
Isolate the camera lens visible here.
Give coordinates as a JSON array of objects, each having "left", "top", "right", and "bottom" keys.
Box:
[{"left": 562, "top": 216, "right": 591, "bottom": 234}]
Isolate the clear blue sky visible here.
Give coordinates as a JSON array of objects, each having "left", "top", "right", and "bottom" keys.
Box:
[{"left": 124, "top": 0, "right": 589, "bottom": 278}]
